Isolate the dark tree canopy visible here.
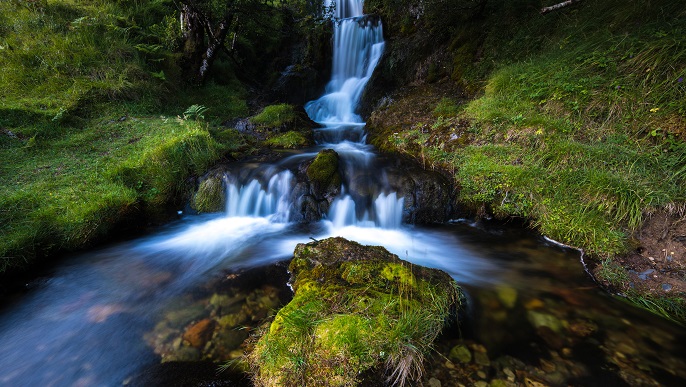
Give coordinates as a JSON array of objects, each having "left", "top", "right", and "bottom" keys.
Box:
[{"left": 176, "top": 0, "right": 328, "bottom": 84}]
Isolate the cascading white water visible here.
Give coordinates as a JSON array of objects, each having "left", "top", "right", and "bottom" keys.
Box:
[
  {"left": 327, "top": 192, "right": 404, "bottom": 229},
  {"left": 308, "top": 0, "right": 405, "bottom": 230},
  {"left": 305, "top": 0, "right": 384, "bottom": 124},
  {"left": 225, "top": 170, "right": 293, "bottom": 222}
]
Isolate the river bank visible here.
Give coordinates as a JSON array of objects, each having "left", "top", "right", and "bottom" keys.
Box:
[{"left": 362, "top": 0, "right": 686, "bottom": 323}]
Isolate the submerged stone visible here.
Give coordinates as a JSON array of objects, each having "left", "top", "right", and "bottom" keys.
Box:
[
  {"left": 449, "top": 344, "right": 472, "bottom": 363},
  {"left": 248, "top": 237, "right": 462, "bottom": 387}
]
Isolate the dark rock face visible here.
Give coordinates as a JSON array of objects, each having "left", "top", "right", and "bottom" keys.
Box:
[
  {"left": 382, "top": 161, "right": 454, "bottom": 224},
  {"left": 271, "top": 64, "right": 326, "bottom": 106}
]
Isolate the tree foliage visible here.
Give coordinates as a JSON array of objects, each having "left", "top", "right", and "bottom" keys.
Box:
[{"left": 175, "top": 0, "right": 328, "bottom": 84}]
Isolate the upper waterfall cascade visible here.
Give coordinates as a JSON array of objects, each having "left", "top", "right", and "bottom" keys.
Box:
[{"left": 306, "top": 0, "right": 384, "bottom": 124}]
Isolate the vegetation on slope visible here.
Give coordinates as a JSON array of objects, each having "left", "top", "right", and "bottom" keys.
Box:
[
  {"left": 0, "top": 0, "right": 318, "bottom": 273},
  {"left": 365, "top": 0, "right": 686, "bottom": 321}
]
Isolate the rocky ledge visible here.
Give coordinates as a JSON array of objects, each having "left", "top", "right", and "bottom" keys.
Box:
[{"left": 247, "top": 237, "right": 462, "bottom": 387}]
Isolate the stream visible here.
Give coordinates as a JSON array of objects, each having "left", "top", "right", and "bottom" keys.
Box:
[{"left": 1, "top": 1, "right": 685, "bottom": 386}]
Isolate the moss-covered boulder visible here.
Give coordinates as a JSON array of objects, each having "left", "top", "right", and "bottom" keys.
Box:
[
  {"left": 191, "top": 175, "right": 225, "bottom": 213},
  {"left": 306, "top": 148, "right": 341, "bottom": 198},
  {"left": 248, "top": 237, "right": 461, "bottom": 387}
]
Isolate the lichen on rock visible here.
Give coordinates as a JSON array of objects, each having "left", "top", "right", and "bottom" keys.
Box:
[{"left": 247, "top": 237, "right": 462, "bottom": 387}]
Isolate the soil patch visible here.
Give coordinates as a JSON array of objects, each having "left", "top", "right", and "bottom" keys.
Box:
[{"left": 594, "top": 208, "right": 686, "bottom": 298}]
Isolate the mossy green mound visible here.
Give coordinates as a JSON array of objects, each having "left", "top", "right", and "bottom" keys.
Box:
[
  {"left": 306, "top": 149, "right": 341, "bottom": 193},
  {"left": 250, "top": 104, "right": 298, "bottom": 128},
  {"left": 264, "top": 131, "right": 311, "bottom": 149},
  {"left": 248, "top": 237, "right": 461, "bottom": 387}
]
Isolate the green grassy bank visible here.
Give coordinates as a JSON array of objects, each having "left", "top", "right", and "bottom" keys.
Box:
[
  {"left": 0, "top": 0, "right": 252, "bottom": 273},
  {"left": 366, "top": 0, "right": 686, "bottom": 321}
]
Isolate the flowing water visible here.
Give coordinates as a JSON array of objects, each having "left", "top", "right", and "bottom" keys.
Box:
[{"left": 1, "top": 1, "right": 685, "bottom": 386}]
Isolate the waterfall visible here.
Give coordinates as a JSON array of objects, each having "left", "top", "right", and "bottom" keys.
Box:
[
  {"left": 305, "top": 1, "right": 384, "bottom": 124},
  {"left": 310, "top": 0, "right": 405, "bottom": 230},
  {"left": 225, "top": 170, "right": 293, "bottom": 222},
  {"left": 328, "top": 192, "right": 404, "bottom": 229}
]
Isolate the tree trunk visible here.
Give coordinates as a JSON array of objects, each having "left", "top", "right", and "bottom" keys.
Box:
[
  {"left": 197, "top": 14, "right": 234, "bottom": 84},
  {"left": 541, "top": 0, "right": 582, "bottom": 14},
  {"left": 180, "top": 4, "right": 206, "bottom": 82}
]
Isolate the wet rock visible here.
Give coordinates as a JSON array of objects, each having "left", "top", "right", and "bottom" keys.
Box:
[
  {"left": 523, "top": 377, "right": 549, "bottom": 387},
  {"left": 449, "top": 344, "right": 472, "bottom": 363},
  {"left": 306, "top": 149, "right": 341, "bottom": 199},
  {"left": 637, "top": 269, "right": 655, "bottom": 280},
  {"left": 164, "top": 304, "right": 207, "bottom": 327},
  {"left": 490, "top": 380, "right": 509, "bottom": 387},
  {"left": 248, "top": 237, "right": 462, "bottom": 387},
  {"left": 524, "top": 298, "right": 545, "bottom": 310},
  {"left": 662, "top": 283, "right": 673, "bottom": 291},
  {"left": 383, "top": 164, "right": 454, "bottom": 224},
  {"left": 527, "top": 311, "right": 564, "bottom": 332},
  {"left": 471, "top": 344, "right": 490, "bottom": 367},
  {"left": 535, "top": 326, "right": 565, "bottom": 350},
  {"left": 428, "top": 377, "right": 442, "bottom": 387},
  {"left": 163, "top": 346, "right": 201, "bottom": 362},
  {"left": 208, "top": 329, "right": 249, "bottom": 361},
  {"left": 291, "top": 149, "right": 342, "bottom": 222},
  {"left": 568, "top": 319, "right": 597, "bottom": 337},
  {"left": 209, "top": 293, "right": 244, "bottom": 314},
  {"left": 183, "top": 319, "right": 216, "bottom": 348},
  {"left": 496, "top": 286, "right": 518, "bottom": 309},
  {"left": 539, "top": 358, "right": 556, "bottom": 373}
]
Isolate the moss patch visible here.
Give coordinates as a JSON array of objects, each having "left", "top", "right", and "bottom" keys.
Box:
[
  {"left": 264, "top": 131, "right": 311, "bottom": 149},
  {"left": 248, "top": 237, "right": 461, "bottom": 387},
  {"left": 250, "top": 104, "right": 298, "bottom": 128},
  {"left": 192, "top": 176, "right": 225, "bottom": 213},
  {"left": 306, "top": 149, "right": 341, "bottom": 191}
]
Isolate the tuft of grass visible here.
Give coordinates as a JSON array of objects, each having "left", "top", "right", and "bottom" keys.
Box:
[
  {"left": 432, "top": 97, "right": 462, "bottom": 118},
  {"left": 621, "top": 291, "right": 686, "bottom": 327}
]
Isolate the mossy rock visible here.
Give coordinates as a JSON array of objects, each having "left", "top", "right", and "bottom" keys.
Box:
[
  {"left": 191, "top": 176, "right": 225, "bottom": 213},
  {"left": 264, "top": 131, "right": 311, "bottom": 149},
  {"left": 250, "top": 104, "right": 297, "bottom": 128},
  {"left": 248, "top": 237, "right": 462, "bottom": 387},
  {"left": 306, "top": 149, "right": 341, "bottom": 197}
]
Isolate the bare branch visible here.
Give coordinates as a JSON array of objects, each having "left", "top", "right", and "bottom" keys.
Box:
[{"left": 541, "top": 0, "right": 582, "bottom": 15}]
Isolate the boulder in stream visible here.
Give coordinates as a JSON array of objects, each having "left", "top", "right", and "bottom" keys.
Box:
[{"left": 247, "top": 237, "right": 462, "bottom": 387}]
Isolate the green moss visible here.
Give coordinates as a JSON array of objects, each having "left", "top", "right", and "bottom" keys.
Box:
[
  {"left": 264, "top": 131, "right": 310, "bottom": 149},
  {"left": 250, "top": 104, "right": 297, "bottom": 128},
  {"left": 248, "top": 237, "right": 461, "bottom": 387},
  {"left": 306, "top": 149, "right": 341, "bottom": 188},
  {"left": 192, "top": 176, "right": 225, "bottom": 213}
]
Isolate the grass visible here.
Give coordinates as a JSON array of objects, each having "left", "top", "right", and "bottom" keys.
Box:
[
  {"left": 0, "top": 0, "right": 252, "bottom": 272},
  {"left": 367, "top": 0, "right": 686, "bottom": 323},
  {"left": 375, "top": 0, "right": 686, "bottom": 258}
]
